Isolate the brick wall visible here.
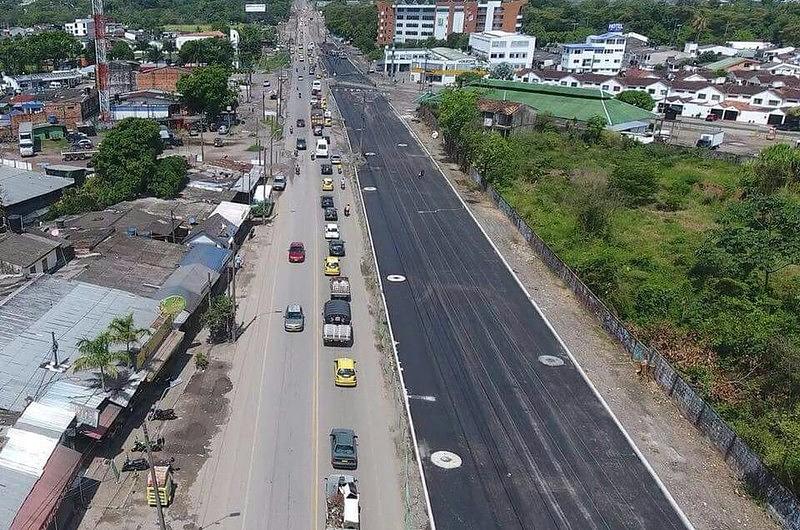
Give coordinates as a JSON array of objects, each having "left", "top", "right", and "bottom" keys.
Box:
[
  {"left": 376, "top": 1, "right": 395, "bottom": 45},
  {"left": 500, "top": 0, "right": 526, "bottom": 32},
  {"left": 463, "top": 1, "right": 479, "bottom": 33},
  {"left": 135, "top": 67, "right": 192, "bottom": 93}
]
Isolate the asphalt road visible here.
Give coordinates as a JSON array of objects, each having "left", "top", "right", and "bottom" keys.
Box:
[
  {"left": 321, "top": 44, "right": 692, "bottom": 530},
  {"left": 188, "top": 8, "right": 405, "bottom": 529}
]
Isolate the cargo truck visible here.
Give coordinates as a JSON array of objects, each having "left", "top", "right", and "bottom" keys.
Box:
[
  {"left": 696, "top": 130, "right": 724, "bottom": 149},
  {"left": 18, "top": 122, "right": 34, "bottom": 157},
  {"left": 325, "top": 474, "right": 360, "bottom": 530}
]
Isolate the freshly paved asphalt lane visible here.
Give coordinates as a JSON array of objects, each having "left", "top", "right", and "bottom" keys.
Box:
[{"left": 322, "top": 48, "right": 691, "bottom": 530}]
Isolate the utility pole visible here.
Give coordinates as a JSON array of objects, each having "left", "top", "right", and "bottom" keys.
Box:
[
  {"left": 269, "top": 131, "right": 274, "bottom": 179},
  {"left": 199, "top": 117, "right": 205, "bottom": 162},
  {"left": 141, "top": 422, "right": 166, "bottom": 530},
  {"left": 230, "top": 248, "right": 238, "bottom": 342}
]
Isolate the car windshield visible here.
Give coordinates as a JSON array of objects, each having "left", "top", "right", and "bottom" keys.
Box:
[
  {"left": 335, "top": 444, "right": 355, "bottom": 455},
  {"left": 287, "top": 311, "right": 303, "bottom": 319},
  {"left": 338, "top": 368, "right": 355, "bottom": 377},
  {"left": 290, "top": 245, "right": 303, "bottom": 252}
]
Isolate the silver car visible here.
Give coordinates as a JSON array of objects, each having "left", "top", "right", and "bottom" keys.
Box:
[{"left": 284, "top": 304, "right": 305, "bottom": 332}]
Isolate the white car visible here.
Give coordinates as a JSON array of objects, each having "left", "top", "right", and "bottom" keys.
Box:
[
  {"left": 324, "top": 223, "right": 340, "bottom": 240},
  {"left": 298, "top": 75, "right": 304, "bottom": 81}
]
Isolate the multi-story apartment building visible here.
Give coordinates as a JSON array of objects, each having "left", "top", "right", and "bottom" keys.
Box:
[
  {"left": 64, "top": 18, "right": 95, "bottom": 39},
  {"left": 560, "top": 26, "right": 627, "bottom": 75},
  {"left": 469, "top": 30, "right": 535, "bottom": 69},
  {"left": 377, "top": 0, "right": 526, "bottom": 45}
]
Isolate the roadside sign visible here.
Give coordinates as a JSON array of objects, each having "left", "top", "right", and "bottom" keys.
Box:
[{"left": 245, "top": 3, "right": 266, "bottom": 12}]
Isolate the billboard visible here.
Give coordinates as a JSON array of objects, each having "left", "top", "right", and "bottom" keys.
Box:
[
  {"left": 245, "top": 3, "right": 267, "bottom": 12},
  {"left": 608, "top": 23, "right": 624, "bottom": 33}
]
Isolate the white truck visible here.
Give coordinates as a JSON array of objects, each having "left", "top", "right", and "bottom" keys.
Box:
[
  {"left": 18, "top": 122, "right": 34, "bottom": 157},
  {"left": 323, "top": 324, "right": 352, "bottom": 346},
  {"left": 696, "top": 130, "right": 724, "bottom": 149},
  {"left": 330, "top": 277, "right": 351, "bottom": 301},
  {"left": 325, "top": 474, "right": 360, "bottom": 530}
]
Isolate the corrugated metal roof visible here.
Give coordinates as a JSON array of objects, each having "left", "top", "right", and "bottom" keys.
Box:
[
  {"left": 0, "top": 166, "right": 74, "bottom": 207},
  {"left": 38, "top": 380, "right": 105, "bottom": 411},
  {"left": 0, "top": 275, "right": 160, "bottom": 412},
  {"left": 15, "top": 402, "right": 74, "bottom": 439},
  {"left": 0, "top": 466, "right": 37, "bottom": 529},
  {"left": 156, "top": 262, "right": 218, "bottom": 313},
  {"left": 212, "top": 201, "right": 250, "bottom": 228},
  {"left": 0, "top": 427, "right": 59, "bottom": 476},
  {"left": 181, "top": 245, "right": 231, "bottom": 272}
]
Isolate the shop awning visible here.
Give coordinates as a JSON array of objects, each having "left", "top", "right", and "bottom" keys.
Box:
[{"left": 79, "top": 403, "right": 123, "bottom": 440}]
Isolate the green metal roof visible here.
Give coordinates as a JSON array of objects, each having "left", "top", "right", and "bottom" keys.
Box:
[
  {"left": 704, "top": 56, "right": 748, "bottom": 70},
  {"left": 470, "top": 79, "right": 654, "bottom": 126}
]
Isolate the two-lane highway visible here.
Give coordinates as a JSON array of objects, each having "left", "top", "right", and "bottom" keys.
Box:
[{"left": 321, "top": 43, "right": 693, "bottom": 529}]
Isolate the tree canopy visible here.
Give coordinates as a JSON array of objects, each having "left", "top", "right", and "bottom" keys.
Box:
[
  {"left": 178, "top": 37, "right": 234, "bottom": 66},
  {"left": 0, "top": 31, "right": 82, "bottom": 74},
  {"left": 615, "top": 90, "right": 656, "bottom": 111},
  {"left": 322, "top": 0, "right": 379, "bottom": 56},
  {"left": 109, "top": 40, "right": 135, "bottom": 61},
  {"left": 176, "top": 65, "right": 236, "bottom": 119}
]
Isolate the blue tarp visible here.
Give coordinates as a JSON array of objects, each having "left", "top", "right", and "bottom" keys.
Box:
[{"left": 181, "top": 245, "right": 232, "bottom": 273}]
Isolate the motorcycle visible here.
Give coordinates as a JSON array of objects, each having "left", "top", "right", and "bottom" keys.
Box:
[
  {"left": 121, "top": 456, "right": 149, "bottom": 472},
  {"left": 340, "top": 178, "right": 346, "bottom": 190},
  {"left": 150, "top": 408, "right": 177, "bottom": 421},
  {"left": 132, "top": 436, "right": 164, "bottom": 453},
  {"left": 337, "top": 166, "right": 342, "bottom": 174},
  {"left": 295, "top": 165, "right": 301, "bottom": 175},
  {"left": 344, "top": 204, "right": 351, "bottom": 217},
  {"left": 290, "top": 126, "right": 293, "bottom": 134}
]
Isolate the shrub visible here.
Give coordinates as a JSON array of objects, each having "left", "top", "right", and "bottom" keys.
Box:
[{"left": 608, "top": 160, "right": 658, "bottom": 206}]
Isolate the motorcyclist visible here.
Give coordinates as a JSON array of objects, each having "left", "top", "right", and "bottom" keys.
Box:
[
  {"left": 344, "top": 204, "right": 351, "bottom": 216},
  {"left": 295, "top": 164, "right": 300, "bottom": 175},
  {"left": 290, "top": 125, "right": 293, "bottom": 134},
  {"left": 340, "top": 177, "right": 346, "bottom": 189},
  {"left": 418, "top": 169, "right": 425, "bottom": 179}
]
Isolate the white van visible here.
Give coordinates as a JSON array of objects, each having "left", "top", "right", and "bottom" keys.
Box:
[{"left": 315, "top": 138, "right": 329, "bottom": 158}]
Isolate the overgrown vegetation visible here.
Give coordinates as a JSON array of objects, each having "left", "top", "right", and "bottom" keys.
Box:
[
  {"left": 428, "top": 87, "right": 800, "bottom": 495},
  {"left": 522, "top": 0, "right": 800, "bottom": 46},
  {"left": 202, "top": 294, "right": 234, "bottom": 343},
  {"left": 322, "top": 0, "right": 380, "bottom": 58},
  {"left": 259, "top": 50, "right": 290, "bottom": 73},
  {"left": 51, "top": 118, "right": 188, "bottom": 216}
]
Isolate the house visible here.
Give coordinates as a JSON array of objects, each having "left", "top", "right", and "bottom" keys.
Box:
[
  {"left": 477, "top": 99, "right": 532, "bottom": 136},
  {"left": 766, "top": 63, "right": 800, "bottom": 77},
  {"left": 135, "top": 65, "right": 193, "bottom": 93},
  {"left": 111, "top": 90, "right": 181, "bottom": 121},
  {"left": 726, "top": 40, "right": 774, "bottom": 51},
  {"left": 0, "top": 165, "right": 76, "bottom": 222},
  {"left": 184, "top": 213, "right": 238, "bottom": 248},
  {"left": 704, "top": 57, "right": 760, "bottom": 73},
  {"left": 382, "top": 48, "right": 431, "bottom": 75},
  {"left": 0, "top": 232, "right": 67, "bottom": 275},
  {"left": 469, "top": 31, "right": 536, "bottom": 70},
  {"left": 64, "top": 18, "right": 94, "bottom": 39},
  {"left": 635, "top": 47, "right": 691, "bottom": 70}
]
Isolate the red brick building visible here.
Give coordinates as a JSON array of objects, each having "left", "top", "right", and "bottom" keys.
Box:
[{"left": 135, "top": 66, "right": 193, "bottom": 93}]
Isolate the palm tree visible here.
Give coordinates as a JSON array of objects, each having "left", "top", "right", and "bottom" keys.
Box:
[
  {"left": 108, "top": 313, "right": 150, "bottom": 368},
  {"left": 73, "top": 333, "right": 128, "bottom": 391},
  {"left": 691, "top": 13, "right": 709, "bottom": 41}
]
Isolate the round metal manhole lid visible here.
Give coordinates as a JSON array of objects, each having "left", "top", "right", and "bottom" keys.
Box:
[
  {"left": 431, "top": 451, "right": 462, "bottom": 469},
  {"left": 538, "top": 355, "right": 565, "bottom": 367},
  {"left": 362, "top": 186, "right": 377, "bottom": 191},
  {"left": 386, "top": 274, "right": 406, "bottom": 282}
]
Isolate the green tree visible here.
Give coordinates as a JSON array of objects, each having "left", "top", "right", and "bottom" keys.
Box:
[
  {"left": 108, "top": 313, "right": 150, "bottom": 368},
  {"left": 446, "top": 32, "right": 470, "bottom": 50},
  {"left": 109, "top": 40, "right": 134, "bottom": 61},
  {"left": 583, "top": 114, "right": 607, "bottom": 144},
  {"left": 693, "top": 195, "right": 800, "bottom": 292},
  {"left": 437, "top": 88, "right": 480, "bottom": 158},
  {"left": 150, "top": 156, "right": 189, "bottom": 199},
  {"left": 176, "top": 65, "right": 235, "bottom": 119},
  {"left": 203, "top": 294, "right": 234, "bottom": 342},
  {"left": 608, "top": 159, "right": 659, "bottom": 205},
  {"left": 488, "top": 62, "right": 515, "bottom": 80},
  {"left": 455, "top": 71, "right": 484, "bottom": 88},
  {"left": 691, "top": 12, "right": 710, "bottom": 41},
  {"left": 470, "top": 131, "right": 513, "bottom": 187},
  {"left": 322, "top": 0, "right": 378, "bottom": 55},
  {"left": 238, "top": 24, "right": 266, "bottom": 67},
  {"left": 92, "top": 118, "right": 163, "bottom": 205},
  {"left": 615, "top": 90, "right": 655, "bottom": 111},
  {"left": 73, "top": 333, "right": 128, "bottom": 391},
  {"left": 178, "top": 37, "right": 234, "bottom": 66},
  {"left": 145, "top": 44, "right": 164, "bottom": 63}
]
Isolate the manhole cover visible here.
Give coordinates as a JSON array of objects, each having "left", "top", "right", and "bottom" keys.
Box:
[
  {"left": 538, "top": 355, "right": 565, "bottom": 367},
  {"left": 363, "top": 186, "right": 377, "bottom": 191},
  {"left": 386, "top": 274, "right": 406, "bottom": 282},
  {"left": 431, "top": 451, "right": 462, "bottom": 469}
]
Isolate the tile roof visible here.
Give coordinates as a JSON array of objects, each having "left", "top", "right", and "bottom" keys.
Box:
[
  {"left": 0, "top": 233, "right": 61, "bottom": 268},
  {"left": 721, "top": 83, "right": 775, "bottom": 96},
  {"left": 477, "top": 99, "right": 523, "bottom": 115}
]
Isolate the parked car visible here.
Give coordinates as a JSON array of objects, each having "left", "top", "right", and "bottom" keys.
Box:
[
  {"left": 262, "top": 80, "right": 271, "bottom": 88},
  {"left": 288, "top": 242, "right": 306, "bottom": 262},
  {"left": 284, "top": 304, "right": 305, "bottom": 332},
  {"left": 273, "top": 174, "right": 287, "bottom": 191},
  {"left": 324, "top": 207, "right": 338, "bottom": 221},
  {"left": 334, "top": 358, "right": 357, "bottom": 387},
  {"left": 296, "top": 138, "right": 307, "bottom": 150},
  {"left": 331, "top": 155, "right": 342, "bottom": 166},
  {"left": 313, "top": 125, "right": 323, "bottom": 137},
  {"left": 321, "top": 163, "right": 333, "bottom": 175},
  {"left": 321, "top": 195, "right": 334, "bottom": 208},
  {"left": 188, "top": 129, "right": 199, "bottom": 137},
  {"left": 298, "top": 75, "right": 304, "bottom": 81},
  {"left": 297, "top": 118, "right": 306, "bottom": 128},
  {"left": 217, "top": 125, "right": 228, "bottom": 135},
  {"left": 213, "top": 137, "right": 224, "bottom": 147},
  {"left": 705, "top": 114, "right": 720, "bottom": 122},
  {"left": 330, "top": 428, "right": 358, "bottom": 469},
  {"left": 324, "top": 223, "right": 340, "bottom": 239},
  {"left": 329, "top": 239, "right": 345, "bottom": 257}
]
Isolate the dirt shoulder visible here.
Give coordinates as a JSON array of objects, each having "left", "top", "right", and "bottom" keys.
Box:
[{"left": 382, "top": 86, "right": 780, "bottom": 530}]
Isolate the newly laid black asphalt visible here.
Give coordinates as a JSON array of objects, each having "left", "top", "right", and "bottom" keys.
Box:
[{"left": 321, "top": 49, "right": 690, "bottom": 530}]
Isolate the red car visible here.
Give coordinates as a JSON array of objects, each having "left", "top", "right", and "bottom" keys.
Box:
[
  {"left": 288, "top": 242, "right": 306, "bottom": 263},
  {"left": 705, "top": 114, "right": 720, "bottom": 122}
]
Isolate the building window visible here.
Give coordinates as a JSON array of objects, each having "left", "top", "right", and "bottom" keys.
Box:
[
  {"left": 29, "top": 266, "right": 36, "bottom": 274},
  {"left": 648, "top": 89, "right": 655, "bottom": 94},
  {"left": 711, "top": 95, "right": 720, "bottom": 101},
  {"left": 769, "top": 99, "right": 780, "bottom": 106},
  {"left": 753, "top": 98, "right": 763, "bottom": 104},
  {"left": 697, "top": 93, "right": 707, "bottom": 100},
  {"left": 560, "top": 81, "right": 567, "bottom": 86},
  {"left": 613, "top": 86, "right": 620, "bottom": 92},
  {"left": 571, "top": 82, "right": 578, "bottom": 87},
  {"left": 661, "top": 89, "right": 668, "bottom": 95},
  {"left": 601, "top": 84, "right": 609, "bottom": 90}
]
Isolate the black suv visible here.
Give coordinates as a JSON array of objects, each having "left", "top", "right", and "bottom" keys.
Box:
[
  {"left": 321, "top": 195, "right": 334, "bottom": 208},
  {"left": 296, "top": 138, "right": 307, "bottom": 150},
  {"left": 321, "top": 163, "right": 333, "bottom": 175},
  {"left": 329, "top": 239, "right": 345, "bottom": 257},
  {"left": 324, "top": 207, "right": 338, "bottom": 221},
  {"left": 297, "top": 118, "right": 306, "bottom": 127}
]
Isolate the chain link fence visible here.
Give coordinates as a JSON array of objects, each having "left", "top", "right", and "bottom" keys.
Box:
[{"left": 467, "top": 168, "right": 800, "bottom": 530}]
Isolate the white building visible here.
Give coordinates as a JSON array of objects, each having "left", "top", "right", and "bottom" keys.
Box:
[
  {"left": 64, "top": 18, "right": 94, "bottom": 39},
  {"left": 383, "top": 47, "right": 432, "bottom": 74},
  {"left": 560, "top": 29, "right": 626, "bottom": 74},
  {"left": 469, "top": 31, "right": 535, "bottom": 69},
  {"left": 726, "top": 40, "right": 774, "bottom": 50},
  {"left": 175, "top": 31, "right": 226, "bottom": 50},
  {"left": 409, "top": 47, "right": 482, "bottom": 85}
]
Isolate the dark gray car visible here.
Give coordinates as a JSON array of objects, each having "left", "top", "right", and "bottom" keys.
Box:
[
  {"left": 284, "top": 304, "right": 305, "bottom": 332},
  {"left": 328, "top": 239, "right": 345, "bottom": 257},
  {"left": 330, "top": 428, "right": 358, "bottom": 469}
]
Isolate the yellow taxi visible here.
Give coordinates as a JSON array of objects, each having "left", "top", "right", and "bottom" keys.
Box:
[
  {"left": 334, "top": 358, "right": 357, "bottom": 387},
  {"left": 321, "top": 97, "right": 328, "bottom": 109},
  {"left": 321, "top": 177, "right": 334, "bottom": 191},
  {"left": 324, "top": 256, "right": 341, "bottom": 276}
]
